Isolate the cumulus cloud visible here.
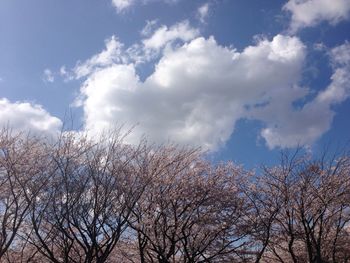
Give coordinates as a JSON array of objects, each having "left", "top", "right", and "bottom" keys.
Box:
[
  {"left": 197, "top": 3, "right": 210, "bottom": 23},
  {"left": 0, "top": 98, "right": 62, "bottom": 136},
  {"left": 284, "top": 0, "right": 350, "bottom": 32},
  {"left": 74, "top": 33, "right": 306, "bottom": 149},
  {"left": 43, "top": 69, "right": 55, "bottom": 83},
  {"left": 69, "top": 18, "right": 350, "bottom": 151},
  {"left": 254, "top": 42, "right": 350, "bottom": 148}
]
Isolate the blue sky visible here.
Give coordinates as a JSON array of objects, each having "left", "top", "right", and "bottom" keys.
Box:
[{"left": 0, "top": 0, "right": 350, "bottom": 167}]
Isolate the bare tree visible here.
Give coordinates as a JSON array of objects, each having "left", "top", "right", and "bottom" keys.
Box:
[
  {"left": 0, "top": 129, "right": 49, "bottom": 261},
  {"left": 27, "top": 131, "right": 151, "bottom": 263},
  {"left": 243, "top": 173, "right": 282, "bottom": 263},
  {"left": 1, "top": 127, "right": 350, "bottom": 263},
  {"left": 259, "top": 151, "right": 350, "bottom": 263},
  {"left": 129, "top": 146, "right": 252, "bottom": 263}
]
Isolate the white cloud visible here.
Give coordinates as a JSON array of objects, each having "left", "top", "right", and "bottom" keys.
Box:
[
  {"left": 0, "top": 98, "right": 62, "bottom": 136},
  {"left": 197, "top": 3, "right": 210, "bottom": 23},
  {"left": 315, "top": 42, "right": 350, "bottom": 105},
  {"left": 75, "top": 34, "right": 307, "bottom": 149},
  {"left": 112, "top": 0, "right": 134, "bottom": 13},
  {"left": 141, "top": 20, "right": 159, "bottom": 36},
  {"left": 142, "top": 20, "right": 200, "bottom": 51},
  {"left": 72, "top": 21, "right": 200, "bottom": 71},
  {"left": 43, "top": 69, "right": 55, "bottom": 83},
  {"left": 284, "top": 0, "right": 350, "bottom": 32},
  {"left": 59, "top": 66, "right": 74, "bottom": 81},
  {"left": 330, "top": 41, "right": 350, "bottom": 67},
  {"left": 255, "top": 42, "right": 350, "bottom": 148},
  {"left": 74, "top": 36, "right": 126, "bottom": 78},
  {"left": 60, "top": 66, "right": 67, "bottom": 76},
  {"left": 111, "top": 0, "right": 180, "bottom": 13},
  {"left": 70, "top": 20, "right": 350, "bottom": 150}
]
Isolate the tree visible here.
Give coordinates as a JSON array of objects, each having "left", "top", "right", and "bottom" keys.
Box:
[
  {"left": 259, "top": 151, "right": 350, "bottom": 263},
  {"left": 130, "top": 146, "right": 252, "bottom": 263},
  {"left": 0, "top": 129, "right": 49, "bottom": 260},
  {"left": 27, "top": 132, "right": 150, "bottom": 263},
  {"left": 1, "top": 128, "right": 350, "bottom": 262}
]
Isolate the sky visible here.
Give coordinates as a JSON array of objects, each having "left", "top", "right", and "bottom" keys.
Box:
[{"left": 0, "top": 0, "right": 350, "bottom": 168}]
